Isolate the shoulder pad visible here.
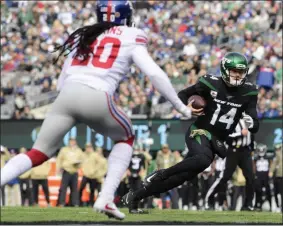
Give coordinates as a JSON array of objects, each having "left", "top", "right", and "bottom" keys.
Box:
[
  {"left": 244, "top": 81, "right": 258, "bottom": 89},
  {"left": 203, "top": 74, "right": 220, "bottom": 80},
  {"left": 198, "top": 74, "right": 219, "bottom": 91},
  {"left": 242, "top": 81, "right": 258, "bottom": 96}
]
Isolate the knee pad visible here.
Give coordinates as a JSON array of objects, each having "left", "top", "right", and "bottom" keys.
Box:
[
  {"left": 25, "top": 149, "right": 49, "bottom": 167},
  {"left": 115, "top": 135, "right": 135, "bottom": 146}
]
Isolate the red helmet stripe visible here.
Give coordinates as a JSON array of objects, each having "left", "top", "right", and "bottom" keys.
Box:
[{"left": 107, "top": 0, "right": 112, "bottom": 22}]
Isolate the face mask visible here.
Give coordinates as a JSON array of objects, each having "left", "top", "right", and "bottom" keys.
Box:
[{"left": 229, "top": 77, "right": 243, "bottom": 86}]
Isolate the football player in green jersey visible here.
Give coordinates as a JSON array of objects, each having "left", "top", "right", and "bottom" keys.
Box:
[{"left": 122, "top": 52, "right": 259, "bottom": 213}]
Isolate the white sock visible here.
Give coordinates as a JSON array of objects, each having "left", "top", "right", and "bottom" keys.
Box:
[
  {"left": 99, "top": 142, "right": 133, "bottom": 202},
  {"left": 1, "top": 154, "right": 32, "bottom": 187}
]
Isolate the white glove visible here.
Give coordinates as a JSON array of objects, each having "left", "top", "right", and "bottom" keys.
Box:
[
  {"left": 177, "top": 104, "right": 192, "bottom": 119},
  {"left": 242, "top": 113, "right": 254, "bottom": 129}
]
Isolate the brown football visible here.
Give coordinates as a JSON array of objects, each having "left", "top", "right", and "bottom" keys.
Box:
[{"left": 188, "top": 95, "right": 206, "bottom": 109}]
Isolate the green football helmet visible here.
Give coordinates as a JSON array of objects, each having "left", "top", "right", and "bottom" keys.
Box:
[{"left": 220, "top": 52, "right": 249, "bottom": 87}]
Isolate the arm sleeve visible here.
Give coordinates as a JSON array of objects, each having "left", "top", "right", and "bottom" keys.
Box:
[
  {"left": 177, "top": 77, "right": 208, "bottom": 104},
  {"left": 245, "top": 94, "right": 260, "bottom": 133},
  {"left": 178, "top": 85, "right": 198, "bottom": 105},
  {"left": 132, "top": 45, "right": 188, "bottom": 112}
]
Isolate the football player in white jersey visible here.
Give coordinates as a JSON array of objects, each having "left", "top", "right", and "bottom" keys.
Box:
[{"left": 0, "top": 0, "right": 193, "bottom": 219}]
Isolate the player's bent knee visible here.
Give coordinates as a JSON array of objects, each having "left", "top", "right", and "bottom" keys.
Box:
[
  {"left": 115, "top": 136, "right": 135, "bottom": 147},
  {"left": 198, "top": 154, "right": 213, "bottom": 171},
  {"left": 25, "top": 149, "right": 49, "bottom": 167}
]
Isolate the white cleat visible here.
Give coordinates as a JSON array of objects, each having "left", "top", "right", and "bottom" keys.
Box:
[{"left": 93, "top": 198, "right": 125, "bottom": 220}]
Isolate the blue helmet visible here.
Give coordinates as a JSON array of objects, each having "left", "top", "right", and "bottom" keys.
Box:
[{"left": 96, "top": 0, "right": 134, "bottom": 26}]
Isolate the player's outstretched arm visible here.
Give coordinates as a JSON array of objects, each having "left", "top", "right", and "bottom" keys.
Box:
[
  {"left": 132, "top": 45, "right": 191, "bottom": 118},
  {"left": 178, "top": 85, "right": 198, "bottom": 104}
]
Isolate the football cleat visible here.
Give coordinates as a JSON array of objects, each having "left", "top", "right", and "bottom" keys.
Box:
[
  {"left": 241, "top": 205, "right": 254, "bottom": 211},
  {"left": 129, "top": 208, "right": 149, "bottom": 214},
  {"left": 93, "top": 197, "right": 125, "bottom": 220},
  {"left": 121, "top": 190, "right": 135, "bottom": 205},
  {"left": 121, "top": 190, "right": 149, "bottom": 214}
]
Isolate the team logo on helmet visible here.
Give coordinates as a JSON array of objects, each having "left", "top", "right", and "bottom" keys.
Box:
[{"left": 235, "top": 64, "right": 247, "bottom": 69}]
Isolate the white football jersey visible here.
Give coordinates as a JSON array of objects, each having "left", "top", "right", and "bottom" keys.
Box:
[
  {"left": 57, "top": 25, "right": 192, "bottom": 119},
  {"left": 59, "top": 26, "right": 148, "bottom": 95}
]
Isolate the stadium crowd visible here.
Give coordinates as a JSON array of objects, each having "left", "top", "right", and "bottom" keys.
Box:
[
  {"left": 1, "top": 141, "right": 282, "bottom": 212},
  {"left": 1, "top": 1, "right": 282, "bottom": 119}
]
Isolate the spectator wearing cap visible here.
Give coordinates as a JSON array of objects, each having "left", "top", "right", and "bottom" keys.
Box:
[
  {"left": 79, "top": 144, "right": 107, "bottom": 207},
  {"left": 56, "top": 137, "right": 83, "bottom": 207},
  {"left": 156, "top": 144, "right": 180, "bottom": 209}
]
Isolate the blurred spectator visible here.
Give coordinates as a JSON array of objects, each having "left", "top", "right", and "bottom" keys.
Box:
[
  {"left": 14, "top": 94, "right": 26, "bottom": 112},
  {"left": 15, "top": 81, "right": 25, "bottom": 96},
  {"left": 31, "top": 160, "right": 51, "bottom": 206},
  {"left": 0, "top": 1, "right": 282, "bottom": 119},
  {"left": 269, "top": 143, "right": 283, "bottom": 212},
  {"left": 156, "top": 144, "right": 179, "bottom": 209},
  {"left": 0, "top": 145, "right": 10, "bottom": 206},
  {"left": 5, "top": 149, "right": 21, "bottom": 206},
  {"left": 183, "top": 39, "right": 198, "bottom": 56},
  {"left": 41, "top": 80, "right": 51, "bottom": 93},
  {"left": 21, "top": 106, "right": 34, "bottom": 119},
  {"left": 230, "top": 167, "right": 246, "bottom": 211},
  {"left": 0, "top": 90, "right": 6, "bottom": 105},
  {"left": 257, "top": 62, "right": 275, "bottom": 91},
  {"left": 2, "top": 81, "right": 14, "bottom": 95},
  {"left": 79, "top": 145, "right": 107, "bottom": 207},
  {"left": 13, "top": 110, "right": 23, "bottom": 120},
  {"left": 127, "top": 147, "right": 145, "bottom": 194},
  {"left": 18, "top": 147, "right": 33, "bottom": 206},
  {"left": 264, "top": 101, "right": 280, "bottom": 118},
  {"left": 56, "top": 137, "right": 83, "bottom": 207}
]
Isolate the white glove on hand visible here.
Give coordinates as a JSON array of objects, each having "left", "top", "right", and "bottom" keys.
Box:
[
  {"left": 242, "top": 113, "right": 254, "bottom": 129},
  {"left": 177, "top": 104, "right": 192, "bottom": 119}
]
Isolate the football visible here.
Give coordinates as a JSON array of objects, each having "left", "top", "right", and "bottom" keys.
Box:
[{"left": 188, "top": 95, "right": 206, "bottom": 109}]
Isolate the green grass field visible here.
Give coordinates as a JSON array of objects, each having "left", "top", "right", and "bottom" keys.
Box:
[{"left": 0, "top": 207, "right": 282, "bottom": 224}]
